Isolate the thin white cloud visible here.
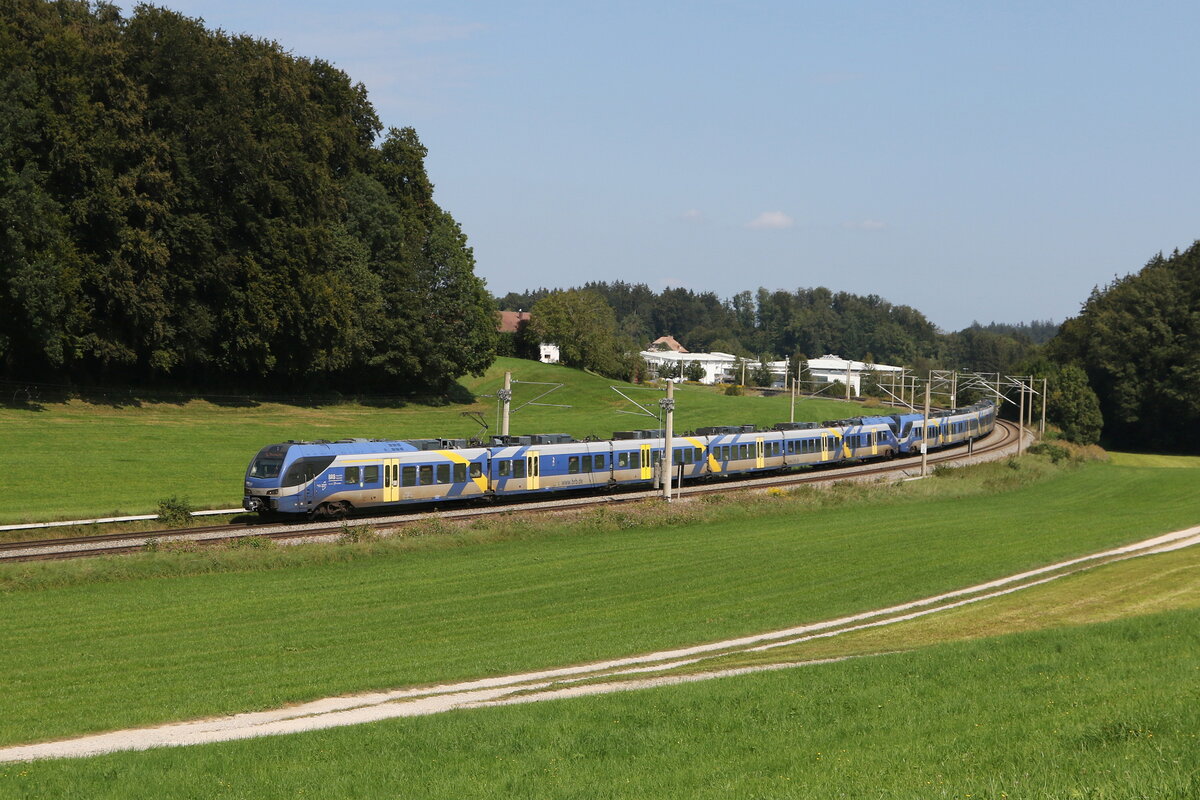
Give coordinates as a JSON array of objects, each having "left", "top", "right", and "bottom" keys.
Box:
[{"left": 746, "top": 211, "right": 795, "bottom": 230}]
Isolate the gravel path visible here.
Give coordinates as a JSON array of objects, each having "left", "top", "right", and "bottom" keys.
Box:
[{"left": 3, "top": 523, "right": 1197, "bottom": 763}]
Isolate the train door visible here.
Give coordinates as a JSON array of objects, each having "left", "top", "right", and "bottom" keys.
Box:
[
  {"left": 755, "top": 438, "right": 765, "bottom": 469},
  {"left": 640, "top": 444, "right": 652, "bottom": 480},
  {"left": 384, "top": 458, "right": 399, "bottom": 502},
  {"left": 526, "top": 451, "right": 540, "bottom": 490},
  {"left": 871, "top": 430, "right": 878, "bottom": 457}
]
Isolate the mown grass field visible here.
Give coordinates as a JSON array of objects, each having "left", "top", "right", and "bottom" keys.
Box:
[
  {"left": 0, "top": 358, "right": 881, "bottom": 524},
  {"left": 2, "top": 456, "right": 1198, "bottom": 753},
  {"left": 7, "top": 603, "right": 1196, "bottom": 798}
]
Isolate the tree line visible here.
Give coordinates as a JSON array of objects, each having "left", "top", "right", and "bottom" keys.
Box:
[
  {"left": 497, "top": 282, "right": 1046, "bottom": 381},
  {"left": 1048, "top": 242, "right": 1200, "bottom": 452},
  {"left": 0, "top": 0, "right": 496, "bottom": 393}
]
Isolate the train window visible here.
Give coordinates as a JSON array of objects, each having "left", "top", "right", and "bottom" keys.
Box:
[
  {"left": 617, "top": 452, "right": 629, "bottom": 469},
  {"left": 402, "top": 466, "right": 416, "bottom": 487},
  {"left": 595, "top": 454, "right": 606, "bottom": 470},
  {"left": 631, "top": 452, "right": 641, "bottom": 470},
  {"left": 723, "top": 446, "right": 731, "bottom": 461},
  {"left": 513, "top": 459, "right": 526, "bottom": 479},
  {"left": 582, "top": 455, "right": 593, "bottom": 473},
  {"left": 651, "top": 450, "right": 661, "bottom": 465},
  {"left": 498, "top": 460, "right": 511, "bottom": 478},
  {"left": 470, "top": 463, "right": 483, "bottom": 479},
  {"left": 568, "top": 456, "right": 580, "bottom": 474},
  {"left": 364, "top": 465, "right": 379, "bottom": 484},
  {"left": 419, "top": 465, "right": 433, "bottom": 485},
  {"left": 453, "top": 463, "right": 467, "bottom": 483},
  {"left": 435, "top": 464, "right": 449, "bottom": 484},
  {"left": 282, "top": 456, "right": 336, "bottom": 487},
  {"left": 345, "top": 466, "right": 360, "bottom": 484}
]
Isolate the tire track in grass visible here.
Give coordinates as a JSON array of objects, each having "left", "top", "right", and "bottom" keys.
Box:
[{"left": 3, "top": 524, "right": 1198, "bottom": 763}]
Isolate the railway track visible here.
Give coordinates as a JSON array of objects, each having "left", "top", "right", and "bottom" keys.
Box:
[{"left": 1, "top": 420, "right": 1024, "bottom": 563}]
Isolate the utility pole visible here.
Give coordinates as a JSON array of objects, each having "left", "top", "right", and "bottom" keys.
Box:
[
  {"left": 920, "top": 380, "right": 931, "bottom": 477},
  {"left": 1017, "top": 378, "right": 1025, "bottom": 456},
  {"left": 845, "top": 359, "right": 852, "bottom": 400},
  {"left": 500, "top": 371, "right": 512, "bottom": 437},
  {"left": 661, "top": 380, "right": 675, "bottom": 502},
  {"left": 1041, "top": 377, "right": 1047, "bottom": 437},
  {"left": 790, "top": 370, "right": 796, "bottom": 423},
  {"left": 950, "top": 371, "right": 958, "bottom": 411},
  {"left": 1028, "top": 380, "right": 1036, "bottom": 430}
]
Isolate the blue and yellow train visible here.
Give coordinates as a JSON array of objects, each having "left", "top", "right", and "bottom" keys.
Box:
[{"left": 242, "top": 401, "right": 995, "bottom": 517}]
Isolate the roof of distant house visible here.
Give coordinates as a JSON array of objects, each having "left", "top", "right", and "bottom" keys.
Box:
[
  {"left": 650, "top": 335, "right": 688, "bottom": 353},
  {"left": 496, "top": 310, "right": 531, "bottom": 333}
]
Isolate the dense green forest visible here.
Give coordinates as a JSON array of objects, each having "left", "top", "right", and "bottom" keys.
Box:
[
  {"left": 0, "top": 0, "right": 496, "bottom": 392},
  {"left": 1049, "top": 243, "right": 1200, "bottom": 452}
]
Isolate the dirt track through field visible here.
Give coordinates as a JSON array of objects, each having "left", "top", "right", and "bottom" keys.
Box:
[{"left": 3, "top": 524, "right": 1198, "bottom": 763}]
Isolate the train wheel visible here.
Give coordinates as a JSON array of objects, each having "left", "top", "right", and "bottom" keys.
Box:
[{"left": 313, "top": 502, "right": 344, "bottom": 521}]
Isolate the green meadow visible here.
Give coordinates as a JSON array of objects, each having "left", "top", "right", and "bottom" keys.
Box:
[
  {"left": 0, "top": 358, "right": 881, "bottom": 524},
  {"left": 1, "top": 457, "right": 1197, "bottom": 797},
  {"left": 2, "top": 456, "right": 1198, "bottom": 748},
  {"left": 7, "top": 603, "right": 1197, "bottom": 799}
]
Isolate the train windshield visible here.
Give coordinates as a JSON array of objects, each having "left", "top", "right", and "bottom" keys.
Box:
[{"left": 248, "top": 444, "right": 291, "bottom": 479}]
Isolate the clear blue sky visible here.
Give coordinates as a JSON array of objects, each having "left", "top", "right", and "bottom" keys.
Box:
[{"left": 160, "top": 0, "right": 1199, "bottom": 332}]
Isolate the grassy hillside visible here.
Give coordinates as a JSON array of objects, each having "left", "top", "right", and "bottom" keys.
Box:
[
  {"left": 2, "top": 456, "right": 1198, "bottom": 749},
  {"left": 0, "top": 358, "right": 883, "bottom": 524}
]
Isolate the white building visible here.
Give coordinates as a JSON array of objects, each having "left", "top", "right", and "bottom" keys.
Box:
[
  {"left": 640, "top": 350, "right": 740, "bottom": 385},
  {"left": 803, "top": 354, "right": 904, "bottom": 396},
  {"left": 640, "top": 348, "right": 904, "bottom": 395}
]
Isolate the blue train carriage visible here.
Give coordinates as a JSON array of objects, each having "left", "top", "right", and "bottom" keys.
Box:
[
  {"left": 387, "top": 440, "right": 491, "bottom": 507},
  {"left": 606, "top": 430, "right": 707, "bottom": 487},
  {"left": 485, "top": 433, "right": 591, "bottom": 495},
  {"left": 813, "top": 417, "right": 899, "bottom": 462},
  {"left": 244, "top": 438, "right": 491, "bottom": 517},
  {"left": 694, "top": 425, "right": 785, "bottom": 478},
  {"left": 891, "top": 400, "right": 997, "bottom": 455},
  {"left": 244, "top": 438, "right": 419, "bottom": 516},
  {"left": 771, "top": 422, "right": 846, "bottom": 469}
]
